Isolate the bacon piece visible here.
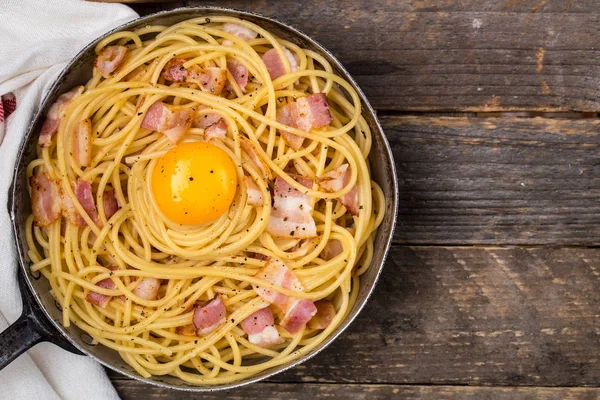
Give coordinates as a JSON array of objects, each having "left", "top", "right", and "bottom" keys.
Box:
[
  {"left": 30, "top": 173, "right": 62, "bottom": 227},
  {"left": 61, "top": 180, "right": 98, "bottom": 227},
  {"left": 61, "top": 188, "right": 82, "bottom": 226},
  {"left": 39, "top": 119, "right": 59, "bottom": 147},
  {"left": 204, "top": 119, "right": 228, "bottom": 141},
  {"left": 193, "top": 296, "right": 227, "bottom": 336},
  {"left": 193, "top": 109, "right": 222, "bottom": 129},
  {"left": 102, "top": 189, "right": 119, "bottom": 220},
  {"left": 162, "top": 58, "right": 188, "bottom": 82},
  {"left": 276, "top": 93, "right": 333, "bottom": 150},
  {"left": 253, "top": 259, "right": 317, "bottom": 334},
  {"left": 307, "top": 300, "right": 336, "bottom": 330},
  {"left": 75, "top": 180, "right": 99, "bottom": 226},
  {"left": 267, "top": 175, "right": 317, "bottom": 239},
  {"left": 320, "top": 239, "right": 344, "bottom": 261},
  {"left": 222, "top": 23, "right": 258, "bottom": 41},
  {"left": 192, "top": 108, "right": 228, "bottom": 141},
  {"left": 132, "top": 278, "right": 161, "bottom": 301},
  {"left": 189, "top": 67, "right": 227, "bottom": 95},
  {"left": 176, "top": 324, "right": 197, "bottom": 336},
  {"left": 73, "top": 119, "right": 92, "bottom": 167},
  {"left": 227, "top": 59, "right": 249, "bottom": 93},
  {"left": 253, "top": 259, "right": 304, "bottom": 309},
  {"left": 95, "top": 45, "right": 128, "bottom": 78},
  {"left": 281, "top": 298, "right": 318, "bottom": 334},
  {"left": 38, "top": 86, "right": 85, "bottom": 147},
  {"left": 319, "top": 164, "right": 360, "bottom": 215},
  {"left": 141, "top": 102, "right": 193, "bottom": 143},
  {"left": 241, "top": 307, "right": 284, "bottom": 347},
  {"left": 262, "top": 47, "right": 298, "bottom": 80},
  {"left": 86, "top": 277, "right": 117, "bottom": 308},
  {"left": 244, "top": 176, "right": 263, "bottom": 206},
  {"left": 162, "top": 58, "right": 227, "bottom": 95},
  {"left": 239, "top": 137, "right": 272, "bottom": 180}
]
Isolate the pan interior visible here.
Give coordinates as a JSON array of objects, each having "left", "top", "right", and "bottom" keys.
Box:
[{"left": 10, "top": 7, "right": 398, "bottom": 391}]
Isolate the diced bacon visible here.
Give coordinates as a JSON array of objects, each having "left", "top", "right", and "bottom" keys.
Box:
[
  {"left": 61, "top": 188, "right": 82, "bottom": 226},
  {"left": 281, "top": 298, "right": 318, "bottom": 334},
  {"left": 320, "top": 239, "right": 344, "bottom": 261},
  {"left": 192, "top": 108, "right": 228, "bottom": 141},
  {"left": 267, "top": 175, "right": 317, "bottom": 239},
  {"left": 193, "top": 296, "right": 227, "bottom": 336},
  {"left": 262, "top": 47, "right": 298, "bottom": 80},
  {"left": 176, "top": 324, "right": 197, "bottom": 336},
  {"left": 276, "top": 93, "right": 333, "bottom": 150},
  {"left": 241, "top": 307, "right": 284, "bottom": 347},
  {"left": 307, "top": 300, "right": 336, "bottom": 330},
  {"left": 204, "top": 118, "right": 228, "bottom": 141},
  {"left": 95, "top": 45, "right": 128, "bottom": 78},
  {"left": 222, "top": 23, "right": 258, "bottom": 41},
  {"left": 73, "top": 119, "right": 92, "bottom": 167},
  {"left": 319, "top": 164, "right": 360, "bottom": 215},
  {"left": 239, "top": 137, "right": 272, "bottom": 180},
  {"left": 39, "top": 118, "right": 59, "bottom": 147},
  {"left": 244, "top": 176, "right": 263, "bottom": 206},
  {"left": 30, "top": 173, "right": 61, "bottom": 227},
  {"left": 304, "top": 93, "right": 333, "bottom": 128},
  {"left": 162, "top": 58, "right": 227, "bottom": 95},
  {"left": 38, "top": 86, "right": 85, "bottom": 147},
  {"left": 193, "top": 109, "right": 222, "bottom": 129},
  {"left": 227, "top": 59, "right": 248, "bottom": 93},
  {"left": 132, "top": 278, "right": 161, "bottom": 301},
  {"left": 277, "top": 105, "right": 305, "bottom": 150},
  {"left": 102, "top": 189, "right": 119, "bottom": 220},
  {"left": 64, "top": 180, "right": 99, "bottom": 227},
  {"left": 162, "top": 58, "right": 188, "bottom": 82},
  {"left": 253, "top": 259, "right": 304, "bottom": 310},
  {"left": 86, "top": 277, "right": 117, "bottom": 308},
  {"left": 141, "top": 102, "right": 193, "bottom": 143},
  {"left": 252, "top": 259, "right": 317, "bottom": 334},
  {"left": 189, "top": 67, "right": 227, "bottom": 95}
]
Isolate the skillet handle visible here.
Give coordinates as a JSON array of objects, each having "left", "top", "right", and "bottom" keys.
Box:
[
  {"left": 0, "top": 312, "right": 44, "bottom": 370},
  {"left": 0, "top": 269, "right": 83, "bottom": 371}
]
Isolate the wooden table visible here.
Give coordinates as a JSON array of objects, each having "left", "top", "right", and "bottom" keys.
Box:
[{"left": 112, "top": 1, "right": 600, "bottom": 398}]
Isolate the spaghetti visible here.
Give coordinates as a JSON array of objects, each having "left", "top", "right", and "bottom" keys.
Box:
[{"left": 25, "top": 16, "right": 386, "bottom": 384}]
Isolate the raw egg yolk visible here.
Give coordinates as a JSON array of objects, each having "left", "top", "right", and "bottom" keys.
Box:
[{"left": 152, "top": 142, "right": 237, "bottom": 225}]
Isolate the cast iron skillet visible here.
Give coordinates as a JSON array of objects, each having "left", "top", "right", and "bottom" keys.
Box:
[{"left": 0, "top": 7, "right": 398, "bottom": 391}]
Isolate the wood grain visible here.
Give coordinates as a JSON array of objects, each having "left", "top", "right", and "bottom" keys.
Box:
[
  {"left": 108, "top": 246, "right": 600, "bottom": 387},
  {"left": 386, "top": 116, "right": 600, "bottom": 245},
  {"left": 131, "top": 0, "right": 600, "bottom": 112},
  {"left": 112, "top": 382, "right": 600, "bottom": 400}
]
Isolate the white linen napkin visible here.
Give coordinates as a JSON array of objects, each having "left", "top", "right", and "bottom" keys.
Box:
[{"left": 0, "top": 1, "right": 138, "bottom": 399}]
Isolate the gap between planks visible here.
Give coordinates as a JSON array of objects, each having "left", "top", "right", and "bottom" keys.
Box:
[{"left": 377, "top": 110, "right": 599, "bottom": 119}]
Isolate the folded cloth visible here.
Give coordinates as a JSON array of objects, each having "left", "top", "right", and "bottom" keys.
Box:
[{"left": 0, "top": 1, "right": 138, "bottom": 399}]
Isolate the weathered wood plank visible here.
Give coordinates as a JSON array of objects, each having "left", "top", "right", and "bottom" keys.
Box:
[
  {"left": 108, "top": 247, "right": 600, "bottom": 387},
  {"left": 385, "top": 116, "right": 600, "bottom": 245},
  {"left": 111, "top": 381, "right": 600, "bottom": 400},
  {"left": 128, "top": 0, "right": 600, "bottom": 112}
]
